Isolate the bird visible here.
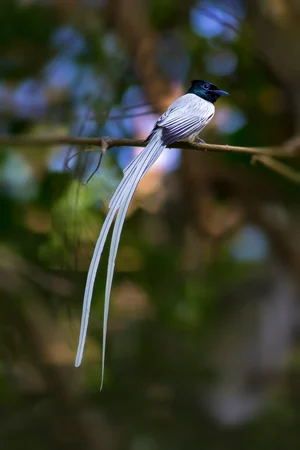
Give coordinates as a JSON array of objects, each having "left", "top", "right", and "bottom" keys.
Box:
[{"left": 75, "top": 79, "right": 229, "bottom": 388}]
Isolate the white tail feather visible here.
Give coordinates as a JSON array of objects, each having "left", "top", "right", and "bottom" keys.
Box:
[
  {"left": 109, "top": 142, "right": 161, "bottom": 210},
  {"left": 75, "top": 205, "right": 117, "bottom": 367},
  {"left": 100, "top": 134, "right": 165, "bottom": 389},
  {"left": 123, "top": 146, "right": 145, "bottom": 175},
  {"left": 75, "top": 129, "right": 165, "bottom": 387}
]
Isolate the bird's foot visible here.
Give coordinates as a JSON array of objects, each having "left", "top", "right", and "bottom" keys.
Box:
[{"left": 194, "top": 137, "right": 206, "bottom": 144}]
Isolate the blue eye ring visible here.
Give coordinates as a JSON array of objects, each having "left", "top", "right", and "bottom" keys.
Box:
[{"left": 203, "top": 83, "right": 210, "bottom": 90}]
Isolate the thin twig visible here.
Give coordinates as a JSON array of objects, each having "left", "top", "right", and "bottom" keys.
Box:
[
  {"left": 117, "top": 102, "right": 150, "bottom": 111},
  {"left": 252, "top": 155, "right": 300, "bottom": 184},
  {"left": 197, "top": 5, "right": 240, "bottom": 34},
  {"left": 107, "top": 110, "right": 153, "bottom": 120},
  {"left": 84, "top": 152, "right": 104, "bottom": 184},
  {"left": 83, "top": 140, "right": 108, "bottom": 184},
  {"left": 66, "top": 151, "right": 82, "bottom": 171}
]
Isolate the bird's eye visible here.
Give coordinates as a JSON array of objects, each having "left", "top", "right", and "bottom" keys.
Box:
[{"left": 203, "top": 83, "right": 210, "bottom": 90}]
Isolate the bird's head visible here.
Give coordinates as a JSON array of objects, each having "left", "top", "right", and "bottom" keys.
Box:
[{"left": 188, "top": 80, "right": 229, "bottom": 103}]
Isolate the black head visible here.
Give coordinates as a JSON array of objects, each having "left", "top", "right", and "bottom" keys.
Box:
[{"left": 187, "top": 80, "right": 229, "bottom": 103}]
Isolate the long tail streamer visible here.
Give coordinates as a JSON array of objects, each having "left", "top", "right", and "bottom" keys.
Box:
[{"left": 75, "top": 129, "right": 165, "bottom": 389}]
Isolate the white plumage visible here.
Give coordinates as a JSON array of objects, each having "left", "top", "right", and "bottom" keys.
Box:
[{"left": 75, "top": 92, "right": 215, "bottom": 388}]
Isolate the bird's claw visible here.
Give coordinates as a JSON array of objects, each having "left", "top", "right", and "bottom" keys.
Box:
[{"left": 195, "top": 137, "right": 206, "bottom": 144}]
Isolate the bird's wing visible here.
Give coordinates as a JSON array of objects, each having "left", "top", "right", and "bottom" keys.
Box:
[{"left": 156, "top": 94, "right": 214, "bottom": 144}]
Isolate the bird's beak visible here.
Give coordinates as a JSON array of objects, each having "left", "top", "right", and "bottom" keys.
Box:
[{"left": 214, "top": 89, "right": 229, "bottom": 96}]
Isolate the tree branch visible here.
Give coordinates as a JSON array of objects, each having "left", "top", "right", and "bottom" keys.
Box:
[
  {"left": 1, "top": 135, "right": 300, "bottom": 158},
  {"left": 253, "top": 155, "right": 300, "bottom": 183}
]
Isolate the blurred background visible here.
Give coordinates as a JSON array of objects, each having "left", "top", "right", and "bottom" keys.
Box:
[{"left": 1, "top": 0, "right": 300, "bottom": 448}]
